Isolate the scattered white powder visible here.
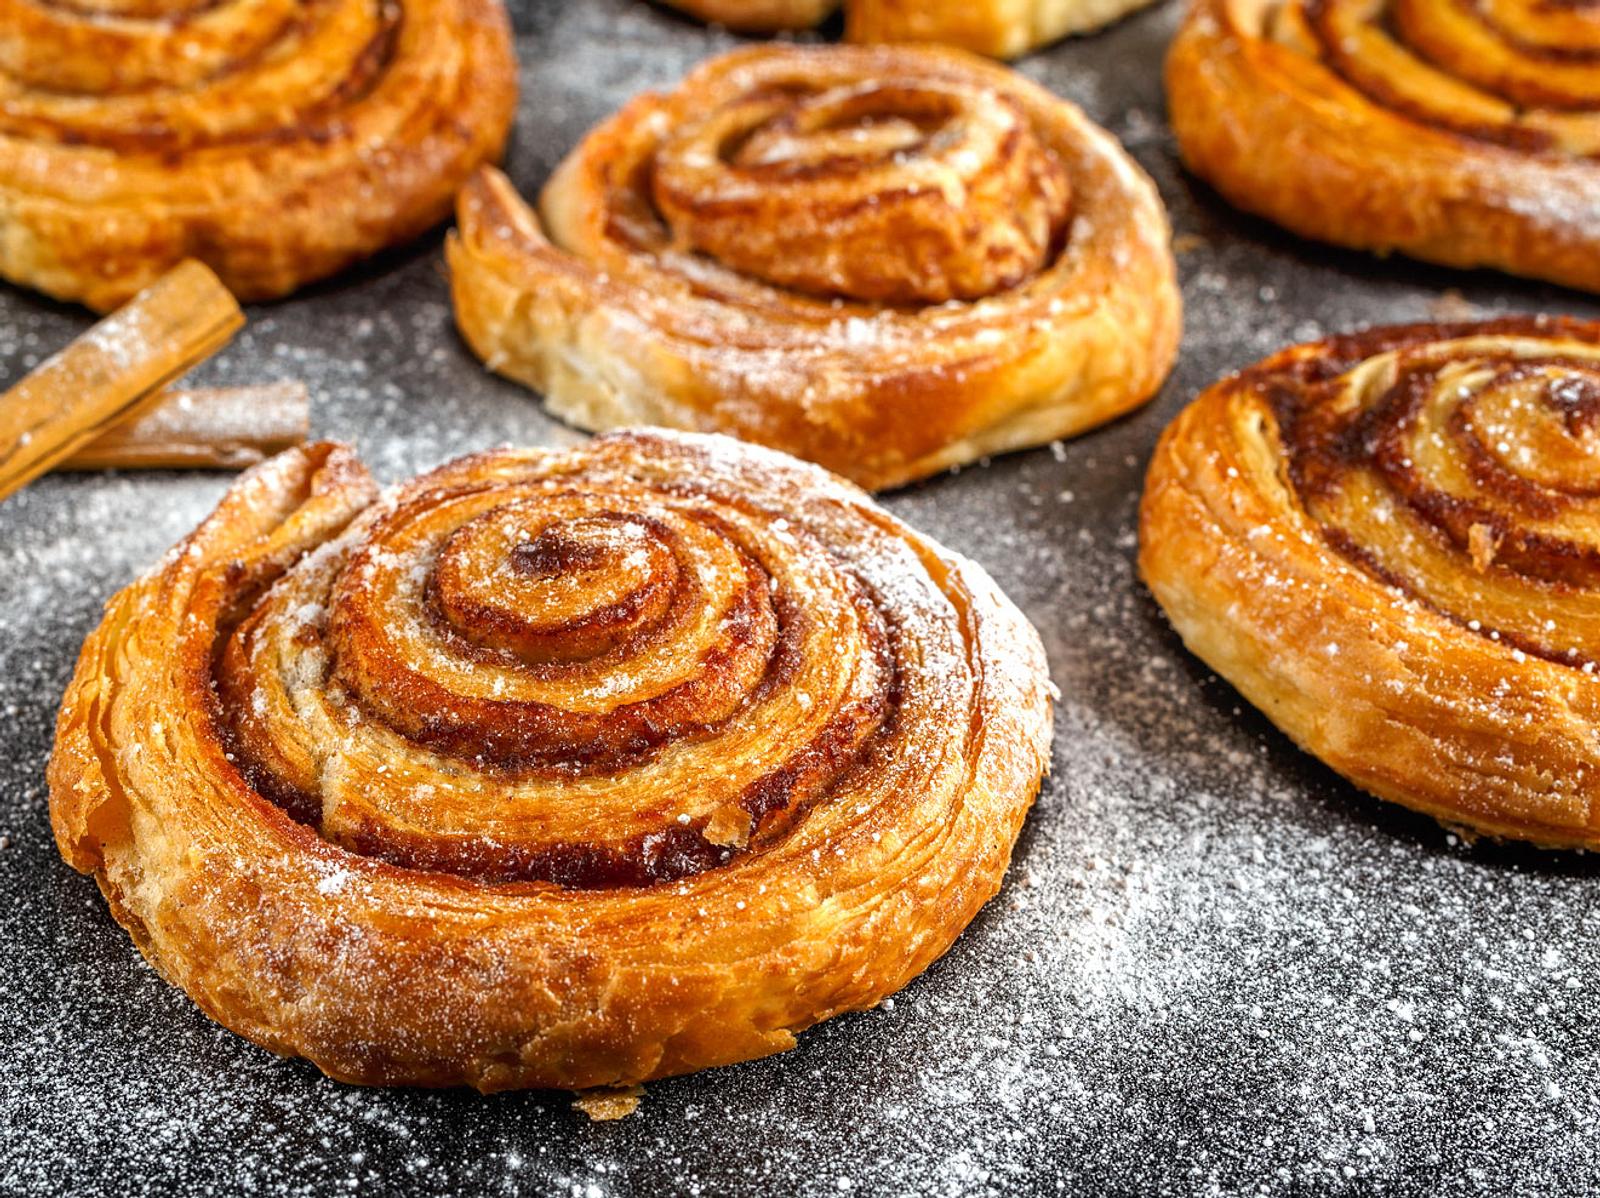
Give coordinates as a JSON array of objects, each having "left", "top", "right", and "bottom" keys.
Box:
[{"left": 0, "top": 0, "right": 1599, "bottom": 1195}]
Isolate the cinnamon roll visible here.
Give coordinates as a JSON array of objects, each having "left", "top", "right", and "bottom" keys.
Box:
[
  {"left": 448, "top": 44, "right": 1180, "bottom": 492},
  {"left": 1167, "top": 0, "right": 1600, "bottom": 295},
  {"left": 0, "top": 0, "right": 517, "bottom": 311},
  {"left": 659, "top": 0, "right": 1161, "bottom": 54},
  {"left": 1140, "top": 317, "right": 1600, "bottom": 847},
  {"left": 49, "top": 429, "right": 1054, "bottom": 1091}
]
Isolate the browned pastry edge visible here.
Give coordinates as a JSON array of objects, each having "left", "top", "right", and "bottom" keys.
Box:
[
  {"left": 845, "top": 0, "right": 1163, "bottom": 56},
  {"left": 659, "top": 0, "right": 1161, "bottom": 54},
  {"left": 658, "top": 0, "right": 839, "bottom": 31}
]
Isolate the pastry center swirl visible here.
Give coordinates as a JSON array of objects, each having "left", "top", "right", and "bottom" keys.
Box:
[
  {"left": 432, "top": 509, "right": 682, "bottom": 663},
  {"left": 214, "top": 476, "right": 899, "bottom": 889},
  {"left": 647, "top": 76, "right": 1073, "bottom": 304},
  {"left": 1273, "top": 334, "right": 1600, "bottom": 667}
]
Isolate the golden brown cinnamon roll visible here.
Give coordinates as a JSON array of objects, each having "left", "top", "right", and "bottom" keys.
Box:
[
  {"left": 658, "top": 0, "right": 1160, "bottom": 54},
  {"left": 1167, "top": 0, "right": 1600, "bottom": 295},
  {"left": 49, "top": 429, "right": 1053, "bottom": 1091},
  {"left": 0, "top": 0, "right": 517, "bottom": 311},
  {"left": 448, "top": 44, "right": 1179, "bottom": 492},
  {"left": 1140, "top": 317, "right": 1600, "bottom": 847}
]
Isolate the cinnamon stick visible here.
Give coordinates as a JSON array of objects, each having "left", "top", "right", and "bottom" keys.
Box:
[
  {"left": 0, "top": 260, "right": 244, "bottom": 502},
  {"left": 60, "top": 383, "right": 310, "bottom": 471}
]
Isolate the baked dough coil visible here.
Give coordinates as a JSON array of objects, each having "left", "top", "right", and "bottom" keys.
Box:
[
  {"left": 658, "top": 0, "right": 838, "bottom": 32},
  {"left": 49, "top": 429, "right": 1053, "bottom": 1090},
  {"left": 1140, "top": 317, "right": 1600, "bottom": 847},
  {"left": 0, "top": 0, "right": 517, "bottom": 311},
  {"left": 660, "top": 0, "right": 1161, "bottom": 55},
  {"left": 1167, "top": 0, "right": 1600, "bottom": 294},
  {"left": 449, "top": 44, "right": 1179, "bottom": 492}
]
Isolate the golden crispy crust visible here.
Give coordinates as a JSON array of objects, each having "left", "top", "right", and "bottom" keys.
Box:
[
  {"left": 448, "top": 44, "right": 1179, "bottom": 492},
  {"left": 49, "top": 430, "right": 1053, "bottom": 1091},
  {"left": 1166, "top": 0, "right": 1600, "bottom": 294},
  {"left": 660, "top": 0, "right": 1158, "bottom": 53},
  {"left": 0, "top": 0, "right": 517, "bottom": 311},
  {"left": 845, "top": 0, "right": 1161, "bottom": 56},
  {"left": 658, "top": 0, "right": 839, "bottom": 31},
  {"left": 1139, "top": 317, "right": 1600, "bottom": 847}
]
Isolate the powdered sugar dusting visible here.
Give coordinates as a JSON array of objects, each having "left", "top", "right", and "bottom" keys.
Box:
[{"left": 3, "top": 0, "right": 1600, "bottom": 1194}]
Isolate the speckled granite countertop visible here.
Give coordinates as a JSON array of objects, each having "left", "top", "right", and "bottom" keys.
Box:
[{"left": 4, "top": 3, "right": 1600, "bottom": 1194}]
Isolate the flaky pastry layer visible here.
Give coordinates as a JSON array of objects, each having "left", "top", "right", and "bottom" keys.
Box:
[
  {"left": 1140, "top": 317, "right": 1600, "bottom": 846},
  {"left": 49, "top": 429, "right": 1053, "bottom": 1090},
  {"left": 661, "top": 0, "right": 1159, "bottom": 54}
]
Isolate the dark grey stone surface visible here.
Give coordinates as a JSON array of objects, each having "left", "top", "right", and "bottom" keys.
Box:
[{"left": 4, "top": 3, "right": 1600, "bottom": 1194}]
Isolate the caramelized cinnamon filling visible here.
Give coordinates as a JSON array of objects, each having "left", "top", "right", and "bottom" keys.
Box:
[
  {"left": 211, "top": 466, "right": 905, "bottom": 889},
  {"left": 1263, "top": 319, "right": 1600, "bottom": 668},
  {"left": 1260, "top": 0, "right": 1600, "bottom": 154},
  {"left": 597, "top": 60, "right": 1073, "bottom": 306},
  {"left": 0, "top": 0, "right": 403, "bottom": 152}
]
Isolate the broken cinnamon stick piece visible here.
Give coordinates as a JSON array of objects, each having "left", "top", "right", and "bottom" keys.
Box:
[
  {"left": 60, "top": 383, "right": 310, "bottom": 471},
  {"left": 0, "top": 259, "right": 243, "bottom": 502}
]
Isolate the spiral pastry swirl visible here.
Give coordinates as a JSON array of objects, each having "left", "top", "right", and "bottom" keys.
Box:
[
  {"left": 1167, "top": 0, "right": 1600, "bottom": 295},
  {"left": 448, "top": 45, "right": 1179, "bottom": 492},
  {"left": 49, "top": 430, "right": 1053, "bottom": 1090},
  {"left": 1140, "top": 317, "right": 1600, "bottom": 847},
  {"left": 0, "top": 0, "right": 516, "bottom": 310}
]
